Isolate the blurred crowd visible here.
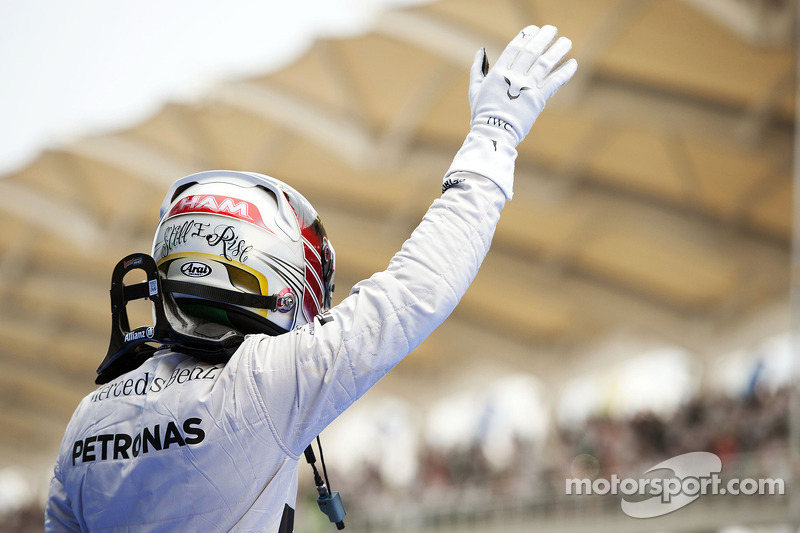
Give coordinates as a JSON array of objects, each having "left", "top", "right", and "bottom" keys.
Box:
[
  {"left": 328, "top": 384, "right": 791, "bottom": 519},
  {"left": 559, "top": 385, "right": 790, "bottom": 482}
]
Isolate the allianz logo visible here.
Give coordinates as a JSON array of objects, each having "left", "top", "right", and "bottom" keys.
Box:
[
  {"left": 124, "top": 326, "right": 155, "bottom": 343},
  {"left": 181, "top": 261, "right": 212, "bottom": 278}
]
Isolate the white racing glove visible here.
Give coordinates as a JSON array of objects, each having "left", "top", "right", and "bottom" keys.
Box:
[{"left": 445, "top": 25, "right": 578, "bottom": 200}]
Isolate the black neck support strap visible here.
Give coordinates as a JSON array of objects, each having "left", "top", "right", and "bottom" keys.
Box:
[{"left": 95, "top": 253, "right": 289, "bottom": 384}]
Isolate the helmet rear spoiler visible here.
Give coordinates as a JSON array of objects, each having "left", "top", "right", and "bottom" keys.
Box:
[{"left": 96, "top": 253, "right": 245, "bottom": 384}]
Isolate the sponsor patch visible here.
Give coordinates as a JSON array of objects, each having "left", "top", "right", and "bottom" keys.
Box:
[
  {"left": 71, "top": 418, "right": 206, "bottom": 465},
  {"left": 442, "top": 177, "right": 465, "bottom": 194},
  {"left": 123, "top": 257, "right": 143, "bottom": 268},
  {"left": 180, "top": 261, "right": 212, "bottom": 278},
  {"left": 123, "top": 326, "right": 155, "bottom": 343}
]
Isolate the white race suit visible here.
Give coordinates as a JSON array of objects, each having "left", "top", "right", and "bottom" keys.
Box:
[{"left": 45, "top": 171, "right": 510, "bottom": 532}]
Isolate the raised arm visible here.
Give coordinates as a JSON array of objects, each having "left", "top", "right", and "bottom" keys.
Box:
[{"left": 244, "top": 25, "right": 578, "bottom": 455}]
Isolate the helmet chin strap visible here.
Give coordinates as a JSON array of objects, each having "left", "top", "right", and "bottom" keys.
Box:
[
  {"left": 96, "top": 253, "right": 292, "bottom": 384},
  {"left": 158, "top": 279, "right": 297, "bottom": 314}
]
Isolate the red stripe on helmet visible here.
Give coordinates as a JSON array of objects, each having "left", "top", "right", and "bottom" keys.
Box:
[
  {"left": 302, "top": 240, "right": 323, "bottom": 321},
  {"left": 167, "top": 195, "right": 272, "bottom": 232}
]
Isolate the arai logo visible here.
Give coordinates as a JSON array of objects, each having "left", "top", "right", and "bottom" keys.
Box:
[{"left": 180, "top": 261, "right": 212, "bottom": 278}]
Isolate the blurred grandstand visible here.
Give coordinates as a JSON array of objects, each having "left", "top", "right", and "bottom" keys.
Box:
[
  {"left": 305, "top": 379, "right": 791, "bottom": 532},
  {"left": 0, "top": 0, "right": 796, "bottom": 531}
]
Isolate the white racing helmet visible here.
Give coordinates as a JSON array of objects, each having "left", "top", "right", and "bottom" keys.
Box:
[{"left": 152, "top": 170, "right": 335, "bottom": 335}]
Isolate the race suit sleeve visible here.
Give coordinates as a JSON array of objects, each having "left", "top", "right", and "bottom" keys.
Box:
[
  {"left": 44, "top": 470, "right": 81, "bottom": 532},
  {"left": 243, "top": 172, "right": 506, "bottom": 457},
  {"left": 241, "top": 25, "right": 577, "bottom": 457}
]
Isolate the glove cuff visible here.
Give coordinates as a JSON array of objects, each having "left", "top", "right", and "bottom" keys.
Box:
[{"left": 444, "top": 130, "right": 517, "bottom": 200}]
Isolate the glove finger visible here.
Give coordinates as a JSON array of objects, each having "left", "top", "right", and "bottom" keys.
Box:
[
  {"left": 470, "top": 48, "right": 487, "bottom": 83},
  {"left": 539, "top": 57, "right": 578, "bottom": 97},
  {"left": 468, "top": 48, "right": 487, "bottom": 116},
  {"left": 530, "top": 36, "right": 573, "bottom": 81},
  {"left": 512, "top": 24, "right": 558, "bottom": 73},
  {"left": 498, "top": 25, "right": 540, "bottom": 69}
]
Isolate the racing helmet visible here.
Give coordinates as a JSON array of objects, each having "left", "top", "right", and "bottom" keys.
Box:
[{"left": 152, "top": 170, "right": 335, "bottom": 335}]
